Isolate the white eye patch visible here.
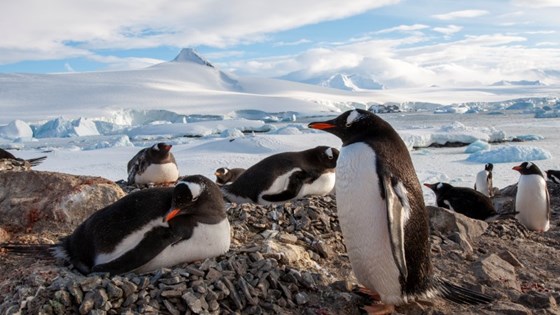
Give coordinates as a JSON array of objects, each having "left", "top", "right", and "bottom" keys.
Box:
[
  {"left": 177, "top": 181, "right": 203, "bottom": 200},
  {"left": 436, "top": 182, "right": 443, "bottom": 190},
  {"left": 223, "top": 168, "right": 229, "bottom": 174},
  {"left": 152, "top": 144, "right": 160, "bottom": 151},
  {"left": 346, "top": 110, "right": 360, "bottom": 126},
  {"left": 526, "top": 162, "right": 533, "bottom": 169},
  {"left": 325, "top": 147, "right": 334, "bottom": 159}
]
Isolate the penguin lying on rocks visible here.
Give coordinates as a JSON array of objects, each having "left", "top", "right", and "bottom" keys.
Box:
[
  {"left": 127, "top": 143, "right": 179, "bottom": 185},
  {"left": 424, "top": 182, "right": 497, "bottom": 221},
  {"left": 546, "top": 169, "right": 560, "bottom": 184},
  {"left": 0, "top": 148, "right": 47, "bottom": 167},
  {"left": 214, "top": 167, "right": 245, "bottom": 186},
  {"left": 222, "top": 146, "right": 339, "bottom": 205},
  {"left": 309, "top": 109, "right": 492, "bottom": 314},
  {"left": 1, "top": 175, "right": 230, "bottom": 275}
]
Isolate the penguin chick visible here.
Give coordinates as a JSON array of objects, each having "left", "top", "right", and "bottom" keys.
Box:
[
  {"left": 424, "top": 182, "right": 497, "bottom": 221},
  {"left": 0, "top": 148, "right": 47, "bottom": 167},
  {"left": 2, "top": 175, "right": 230, "bottom": 276},
  {"left": 474, "top": 163, "right": 494, "bottom": 197},
  {"left": 214, "top": 167, "right": 246, "bottom": 186},
  {"left": 513, "top": 162, "right": 550, "bottom": 232},
  {"left": 309, "top": 109, "right": 492, "bottom": 313},
  {"left": 127, "top": 142, "right": 179, "bottom": 185},
  {"left": 222, "top": 146, "right": 339, "bottom": 205}
]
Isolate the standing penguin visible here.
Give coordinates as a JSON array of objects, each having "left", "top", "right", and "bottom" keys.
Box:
[
  {"left": 222, "top": 146, "right": 339, "bottom": 205},
  {"left": 127, "top": 142, "right": 179, "bottom": 185},
  {"left": 0, "top": 148, "right": 47, "bottom": 167},
  {"left": 513, "top": 162, "right": 550, "bottom": 232},
  {"left": 214, "top": 167, "right": 246, "bottom": 186},
  {"left": 2, "top": 175, "right": 230, "bottom": 275},
  {"left": 424, "top": 182, "right": 497, "bottom": 221},
  {"left": 309, "top": 109, "right": 491, "bottom": 313},
  {"left": 474, "top": 163, "right": 494, "bottom": 197},
  {"left": 546, "top": 169, "right": 560, "bottom": 184}
]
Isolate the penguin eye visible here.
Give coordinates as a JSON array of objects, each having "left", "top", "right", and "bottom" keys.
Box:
[
  {"left": 327, "top": 155, "right": 333, "bottom": 160},
  {"left": 192, "top": 196, "right": 198, "bottom": 202},
  {"left": 345, "top": 123, "right": 352, "bottom": 128}
]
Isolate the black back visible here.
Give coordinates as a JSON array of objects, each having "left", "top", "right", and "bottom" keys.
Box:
[
  {"left": 426, "top": 182, "right": 497, "bottom": 220},
  {"left": 310, "top": 109, "right": 432, "bottom": 296},
  {"left": 62, "top": 175, "right": 225, "bottom": 275},
  {"left": 0, "top": 148, "right": 46, "bottom": 166},
  {"left": 127, "top": 142, "right": 177, "bottom": 183},
  {"left": 546, "top": 169, "right": 560, "bottom": 184},
  {"left": 223, "top": 146, "right": 339, "bottom": 202},
  {"left": 0, "top": 148, "right": 16, "bottom": 159}
]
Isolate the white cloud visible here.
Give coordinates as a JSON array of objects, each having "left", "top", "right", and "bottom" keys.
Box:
[
  {"left": 432, "top": 9, "right": 489, "bottom": 20},
  {"left": 432, "top": 25, "right": 463, "bottom": 36},
  {"left": 375, "top": 24, "right": 429, "bottom": 34},
  {"left": 0, "top": 0, "right": 399, "bottom": 65},
  {"left": 536, "top": 42, "right": 559, "bottom": 46},
  {"left": 512, "top": 0, "right": 560, "bottom": 8},
  {"left": 272, "top": 39, "right": 312, "bottom": 47}
]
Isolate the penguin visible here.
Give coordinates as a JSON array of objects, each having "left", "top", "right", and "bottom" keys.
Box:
[
  {"left": 513, "top": 162, "right": 550, "bottom": 232},
  {"left": 424, "top": 182, "right": 497, "bottom": 221},
  {"left": 309, "top": 109, "right": 492, "bottom": 313},
  {"left": 546, "top": 169, "right": 560, "bottom": 184},
  {"left": 2, "top": 175, "right": 230, "bottom": 275},
  {"left": 474, "top": 163, "right": 494, "bottom": 197},
  {"left": 0, "top": 148, "right": 47, "bottom": 167},
  {"left": 222, "top": 146, "right": 339, "bottom": 205},
  {"left": 127, "top": 142, "right": 179, "bottom": 185},
  {"left": 214, "top": 167, "right": 246, "bottom": 186}
]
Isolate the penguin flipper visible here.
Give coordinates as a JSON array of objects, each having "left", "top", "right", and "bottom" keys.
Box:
[
  {"left": 262, "top": 170, "right": 309, "bottom": 202},
  {"left": 27, "top": 156, "right": 47, "bottom": 167},
  {"left": 91, "top": 226, "right": 180, "bottom": 275},
  {"left": 382, "top": 175, "right": 409, "bottom": 281}
]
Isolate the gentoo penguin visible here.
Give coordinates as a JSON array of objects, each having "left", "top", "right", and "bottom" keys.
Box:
[
  {"left": 474, "top": 163, "right": 494, "bottom": 197},
  {"left": 222, "top": 146, "right": 339, "bottom": 205},
  {"left": 0, "top": 148, "right": 47, "bottom": 167},
  {"left": 309, "top": 109, "right": 491, "bottom": 313},
  {"left": 546, "top": 169, "right": 560, "bottom": 184},
  {"left": 513, "top": 162, "right": 550, "bottom": 232},
  {"left": 214, "top": 167, "right": 246, "bottom": 186},
  {"left": 424, "top": 182, "right": 497, "bottom": 221},
  {"left": 2, "top": 175, "right": 230, "bottom": 275},
  {"left": 127, "top": 142, "right": 179, "bottom": 185}
]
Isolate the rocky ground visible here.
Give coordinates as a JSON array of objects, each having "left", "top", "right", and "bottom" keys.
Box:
[{"left": 0, "top": 182, "right": 559, "bottom": 315}]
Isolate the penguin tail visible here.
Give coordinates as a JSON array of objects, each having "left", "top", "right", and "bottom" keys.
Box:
[
  {"left": 26, "top": 156, "right": 47, "bottom": 167},
  {"left": 436, "top": 277, "right": 493, "bottom": 305},
  {"left": 0, "top": 243, "right": 56, "bottom": 260},
  {"left": 486, "top": 211, "right": 519, "bottom": 222}
]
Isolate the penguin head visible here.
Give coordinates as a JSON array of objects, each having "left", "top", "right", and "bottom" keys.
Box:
[
  {"left": 164, "top": 175, "right": 223, "bottom": 222},
  {"left": 423, "top": 182, "right": 452, "bottom": 194},
  {"left": 308, "top": 109, "right": 392, "bottom": 144},
  {"left": 214, "top": 167, "right": 230, "bottom": 185},
  {"left": 313, "top": 146, "right": 340, "bottom": 169},
  {"left": 149, "top": 142, "right": 173, "bottom": 159},
  {"left": 485, "top": 163, "right": 493, "bottom": 172},
  {"left": 512, "top": 161, "right": 544, "bottom": 177}
]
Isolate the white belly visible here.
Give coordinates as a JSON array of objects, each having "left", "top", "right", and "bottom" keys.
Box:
[
  {"left": 475, "top": 171, "right": 490, "bottom": 196},
  {"left": 515, "top": 175, "right": 550, "bottom": 231},
  {"left": 136, "top": 219, "right": 231, "bottom": 273},
  {"left": 297, "top": 172, "right": 336, "bottom": 198},
  {"left": 336, "top": 142, "right": 404, "bottom": 304},
  {"left": 135, "top": 163, "right": 179, "bottom": 185}
]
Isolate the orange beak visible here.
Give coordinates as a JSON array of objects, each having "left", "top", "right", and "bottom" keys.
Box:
[
  {"left": 512, "top": 165, "right": 522, "bottom": 172},
  {"left": 308, "top": 122, "right": 335, "bottom": 130},
  {"left": 214, "top": 171, "right": 221, "bottom": 176},
  {"left": 164, "top": 208, "right": 181, "bottom": 222},
  {"left": 423, "top": 183, "right": 433, "bottom": 188}
]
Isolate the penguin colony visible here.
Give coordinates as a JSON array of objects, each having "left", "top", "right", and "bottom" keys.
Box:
[{"left": 4, "top": 108, "right": 560, "bottom": 312}]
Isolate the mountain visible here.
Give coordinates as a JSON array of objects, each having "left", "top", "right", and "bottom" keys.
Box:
[
  {"left": 319, "top": 73, "right": 384, "bottom": 91},
  {"left": 490, "top": 80, "right": 547, "bottom": 86},
  {"left": 172, "top": 48, "right": 214, "bottom": 68}
]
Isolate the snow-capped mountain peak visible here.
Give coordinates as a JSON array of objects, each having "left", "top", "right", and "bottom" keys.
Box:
[
  {"left": 172, "top": 48, "right": 214, "bottom": 68},
  {"left": 319, "top": 73, "right": 384, "bottom": 91}
]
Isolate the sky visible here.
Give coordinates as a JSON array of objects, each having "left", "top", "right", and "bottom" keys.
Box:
[{"left": 1, "top": 0, "right": 560, "bottom": 88}]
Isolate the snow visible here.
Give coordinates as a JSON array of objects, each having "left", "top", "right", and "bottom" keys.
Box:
[
  {"left": 1, "top": 50, "right": 560, "bottom": 208},
  {"left": 467, "top": 146, "right": 553, "bottom": 164}
]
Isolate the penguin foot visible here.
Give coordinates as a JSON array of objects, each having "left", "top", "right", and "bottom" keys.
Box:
[
  {"left": 361, "top": 304, "right": 395, "bottom": 315},
  {"left": 354, "top": 286, "right": 382, "bottom": 301}
]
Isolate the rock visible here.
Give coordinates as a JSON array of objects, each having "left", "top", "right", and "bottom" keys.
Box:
[
  {"left": 277, "top": 233, "right": 298, "bottom": 245},
  {"left": 428, "top": 206, "right": 488, "bottom": 242},
  {"left": 263, "top": 240, "right": 309, "bottom": 264},
  {"left": 448, "top": 231, "right": 473, "bottom": 254},
  {"left": 474, "top": 254, "right": 521, "bottom": 290},
  {"left": 0, "top": 171, "right": 125, "bottom": 235},
  {"left": 182, "top": 291, "right": 203, "bottom": 313},
  {"left": 490, "top": 301, "right": 532, "bottom": 315},
  {"left": 518, "top": 291, "right": 557, "bottom": 310},
  {"left": 295, "top": 292, "right": 309, "bottom": 305},
  {"left": 0, "top": 159, "right": 31, "bottom": 171},
  {"left": 498, "top": 250, "right": 525, "bottom": 268}
]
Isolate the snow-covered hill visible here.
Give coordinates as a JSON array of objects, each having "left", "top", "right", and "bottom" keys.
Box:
[{"left": 318, "top": 73, "right": 384, "bottom": 91}]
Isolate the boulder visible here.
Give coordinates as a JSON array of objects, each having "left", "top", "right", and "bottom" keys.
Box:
[
  {"left": 474, "top": 254, "right": 520, "bottom": 291},
  {"left": 428, "top": 206, "right": 488, "bottom": 242},
  {"left": 0, "top": 158, "right": 31, "bottom": 171},
  {"left": 0, "top": 170, "right": 125, "bottom": 236}
]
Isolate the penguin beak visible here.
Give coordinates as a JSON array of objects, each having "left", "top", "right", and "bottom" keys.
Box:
[
  {"left": 423, "top": 183, "right": 434, "bottom": 189},
  {"left": 512, "top": 165, "right": 522, "bottom": 172},
  {"left": 162, "top": 144, "right": 172, "bottom": 151},
  {"left": 308, "top": 122, "right": 335, "bottom": 130},
  {"left": 164, "top": 208, "right": 181, "bottom": 222},
  {"left": 214, "top": 171, "right": 221, "bottom": 176}
]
